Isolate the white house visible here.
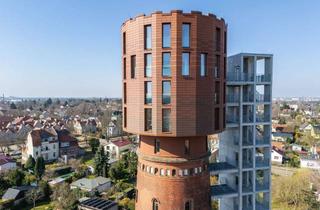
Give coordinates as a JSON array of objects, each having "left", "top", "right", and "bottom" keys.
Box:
[
  {"left": 271, "top": 146, "right": 284, "bottom": 164},
  {"left": 101, "top": 137, "right": 132, "bottom": 160},
  {"left": 0, "top": 155, "right": 16, "bottom": 172},
  {"left": 22, "top": 128, "right": 59, "bottom": 163},
  {"left": 290, "top": 144, "right": 302, "bottom": 152},
  {"left": 70, "top": 176, "right": 111, "bottom": 195},
  {"left": 300, "top": 156, "right": 320, "bottom": 170},
  {"left": 107, "top": 121, "right": 121, "bottom": 138}
]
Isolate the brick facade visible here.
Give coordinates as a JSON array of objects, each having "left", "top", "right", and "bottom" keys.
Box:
[{"left": 121, "top": 10, "right": 226, "bottom": 210}]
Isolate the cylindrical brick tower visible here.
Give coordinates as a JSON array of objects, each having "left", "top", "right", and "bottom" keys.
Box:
[{"left": 121, "top": 10, "right": 227, "bottom": 210}]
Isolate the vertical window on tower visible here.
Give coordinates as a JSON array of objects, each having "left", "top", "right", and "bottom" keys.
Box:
[
  {"left": 162, "top": 23, "right": 171, "bottom": 48},
  {"left": 145, "top": 108, "right": 152, "bottom": 131},
  {"left": 224, "top": 31, "right": 227, "bottom": 54},
  {"left": 144, "top": 25, "right": 152, "bottom": 50},
  {"left": 182, "top": 23, "right": 190, "bottom": 48},
  {"left": 162, "top": 81, "right": 171, "bottom": 105},
  {"left": 145, "top": 82, "right": 152, "bottom": 104},
  {"left": 154, "top": 139, "right": 160, "bottom": 153},
  {"left": 215, "top": 108, "right": 220, "bottom": 130},
  {"left": 131, "top": 55, "right": 136, "bottom": 78},
  {"left": 182, "top": 52, "right": 190, "bottom": 76},
  {"left": 215, "top": 55, "right": 220, "bottom": 78},
  {"left": 215, "top": 82, "right": 220, "bottom": 104},
  {"left": 152, "top": 199, "right": 159, "bottom": 210},
  {"left": 123, "top": 83, "right": 127, "bottom": 104},
  {"left": 200, "top": 53, "right": 207, "bottom": 77},
  {"left": 216, "top": 27, "right": 221, "bottom": 51},
  {"left": 162, "top": 109, "right": 171, "bottom": 132},
  {"left": 162, "top": 52, "right": 171, "bottom": 77},
  {"left": 123, "top": 32, "right": 126, "bottom": 54},
  {"left": 124, "top": 107, "right": 127, "bottom": 128},
  {"left": 144, "top": 53, "right": 152, "bottom": 77},
  {"left": 185, "top": 201, "right": 192, "bottom": 210},
  {"left": 184, "top": 140, "right": 190, "bottom": 155},
  {"left": 123, "top": 58, "right": 126, "bottom": 79}
]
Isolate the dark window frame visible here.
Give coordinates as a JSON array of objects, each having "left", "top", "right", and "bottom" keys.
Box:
[
  {"left": 131, "top": 55, "right": 136, "bottom": 79},
  {"left": 182, "top": 23, "right": 191, "bottom": 48},
  {"left": 162, "top": 23, "right": 171, "bottom": 48},
  {"left": 144, "top": 53, "right": 152, "bottom": 78},
  {"left": 144, "top": 25, "right": 152, "bottom": 50}
]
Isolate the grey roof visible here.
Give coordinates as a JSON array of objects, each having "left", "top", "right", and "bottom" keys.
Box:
[
  {"left": 71, "top": 176, "right": 111, "bottom": 191},
  {"left": 2, "top": 188, "right": 20, "bottom": 200}
]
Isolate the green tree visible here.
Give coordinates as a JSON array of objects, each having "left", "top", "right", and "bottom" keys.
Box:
[
  {"left": 89, "top": 138, "right": 100, "bottom": 153},
  {"left": 0, "top": 174, "right": 10, "bottom": 196},
  {"left": 119, "top": 197, "right": 135, "bottom": 210},
  {"left": 10, "top": 102, "right": 17, "bottom": 109},
  {"left": 122, "top": 152, "right": 138, "bottom": 179},
  {"left": 25, "top": 155, "right": 36, "bottom": 171},
  {"left": 51, "top": 183, "right": 78, "bottom": 210},
  {"left": 109, "top": 161, "right": 129, "bottom": 182},
  {"left": 94, "top": 146, "right": 110, "bottom": 177},
  {"left": 39, "top": 180, "right": 51, "bottom": 199},
  {"left": 7, "top": 169, "right": 25, "bottom": 186},
  {"left": 27, "top": 188, "right": 41, "bottom": 208},
  {"left": 34, "top": 157, "right": 45, "bottom": 180},
  {"left": 44, "top": 98, "right": 52, "bottom": 108}
]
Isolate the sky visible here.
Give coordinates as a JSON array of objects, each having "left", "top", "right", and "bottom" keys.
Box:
[{"left": 0, "top": 0, "right": 319, "bottom": 98}]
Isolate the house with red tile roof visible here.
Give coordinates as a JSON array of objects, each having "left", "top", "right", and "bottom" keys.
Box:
[{"left": 101, "top": 137, "right": 132, "bottom": 160}]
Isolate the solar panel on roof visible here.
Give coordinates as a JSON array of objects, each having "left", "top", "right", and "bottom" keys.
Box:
[{"left": 80, "top": 198, "right": 117, "bottom": 210}]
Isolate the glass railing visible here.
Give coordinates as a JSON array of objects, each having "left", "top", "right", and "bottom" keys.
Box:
[
  {"left": 256, "top": 136, "right": 270, "bottom": 145},
  {"left": 227, "top": 115, "right": 239, "bottom": 124},
  {"left": 256, "top": 114, "right": 270, "bottom": 123},
  {"left": 227, "top": 72, "right": 254, "bottom": 82},
  {"left": 256, "top": 94, "right": 271, "bottom": 102},
  {"left": 243, "top": 94, "right": 254, "bottom": 103},
  {"left": 256, "top": 180, "right": 269, "bottom": 191},
  {"left": 227, "top": 94, "right": 240, "bottom": 103},
  {"left": 256, "top": 157, "right": 270, "bottom": 167},
  {"left": 243, "top": 160, "right": 253, "bottom": 169},
  {"left": 243, "top": 114, "right": 254, "bottom": 123},
  {"left": 256, "top": 74, "right": 271, "bottom": 83}
]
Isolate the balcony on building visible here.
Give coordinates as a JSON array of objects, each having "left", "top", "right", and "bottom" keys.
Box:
[
  {"left": 218, "top": 197, "right": 240, "bottom": 210},
  {"left": 256, "top": 56, "right": 272, "bottom": 83},
  {"left": 255, "top": 147, "right": 270, "bottom": 168},
  {"left": 242, "top": 171, "right": 253, "bottom": 193},
  {"left": 226, "top": 107, "right": 240, "bottom": 127},
  {"left": 255, "top": 84, "right": 271, "bottom": 103},
  {"left": 255, "top": 192, "right": 270, "bottom": 210},
  {"left": 243, "top": 105, "right": 254, "bottom": 124},
  {"left": 226, "top": 86, "right": 240, "bottom": 104},
  {"left": 211, "top": 184, "right": 238, "bottom": 199},
  {"left": 256, "top": 169, "right": 270, "bottom": 191},
  {"left": 242, "top": 195, "right": 254, "bottom": 210},
  {"left": 209, "top": 161, "right": 238, "bottom": 175},
  {"left": 256, "top": 104, "right": 271, "bottom": 123},
  {"left": 243, "top": 148, "right": 253, "bottom": 169},
  {"left": 242, "top": 126, "right": 254, "bottom": 147}
]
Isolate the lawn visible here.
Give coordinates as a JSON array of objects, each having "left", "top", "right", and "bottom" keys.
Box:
[{"left": 31, "top": 201, "right": 54, "bottom": 210}]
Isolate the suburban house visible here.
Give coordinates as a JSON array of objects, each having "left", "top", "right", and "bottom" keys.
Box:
[
  {"left": 271, "top": 146, "right": 284, "bottom": 164},
  {"left": 101, "top": 137, "right": 132, "bottom": 160},
  {"left": 2, "top": 186, "right": 37, "bottom": 206},
  {"left": 300, "top": 155, "right": 320, "bottom": 170},
  {"left": 78, "top": 197, "right": 118, "bottom": 210},
  {"left": 107, "top": 121, "right": 121, "bottom": 138},
  {"left": 73, "top": 118, "right": 98, "bottom": 135},
  {"left": 272, "top": 132, "right": 293, "bottom": 142},
  {"left": 0, "top": 155, "right": 16, "bottom": 172},
  {"left": 57, "top": 129, "right": 82, "bottom": 158},
  {"left": 289, "top": 143, "right": 303, "bottom": 152},
  {"left": 70, "top": 176, "right": 112, "bottom": 195},
  {"left": 22, "top": 128, "right": 59, "bottom": 163}
]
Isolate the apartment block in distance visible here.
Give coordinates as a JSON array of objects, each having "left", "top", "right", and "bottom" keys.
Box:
[
  {"left": 121, "top": 10, "right": 227, "bottom": 210},
  {"left": 211, "top": 53, "right": 273, "bottom": 210}
]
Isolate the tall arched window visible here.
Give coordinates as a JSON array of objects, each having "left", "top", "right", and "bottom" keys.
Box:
[
  {"left": 185, "top": 200, "right": 192, "bottom": 210},
  {"left": 152, "top": 199, "right": 159, "bottom": 210}
]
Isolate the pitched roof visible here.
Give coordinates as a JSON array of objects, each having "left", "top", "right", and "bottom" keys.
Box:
[
  {"left": 30, "top": 128, "right": 57, "bottom": 146},
  {"left": 0, "top": 155, "right": 15, "bottom": 165},
  {"left": 2, "top": 188, "right": 20, "bottom": 200},
  {"left": 111, "top": 138, "right": 131, "bottom": 147},
  {"left": 71, "top": 176, "right": 111, "bottom": 191},
  {"left": 272, "top": 146, "right": 284, "bottom": 156},
  {"left": 57, "top": 129, "right": 77, "bottom": 142}
]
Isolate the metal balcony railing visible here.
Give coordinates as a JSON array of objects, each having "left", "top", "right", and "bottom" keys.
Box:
[{"left": 256, "top": 93, "right": 271, "bottom": 103}]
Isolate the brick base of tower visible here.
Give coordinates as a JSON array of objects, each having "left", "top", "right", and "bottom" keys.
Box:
[{"left": 135, "top": 136, "right": 211, "bottom": 210}]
